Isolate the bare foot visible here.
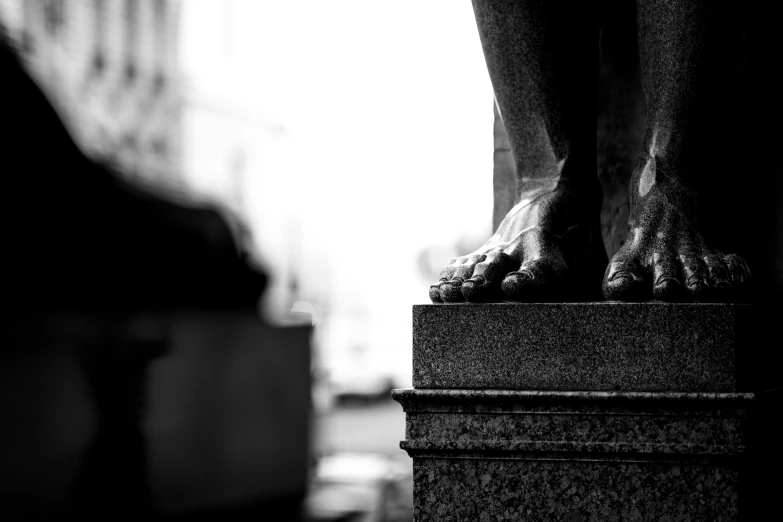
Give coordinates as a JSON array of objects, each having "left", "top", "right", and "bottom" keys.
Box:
[
  {"left": 430, "top": 179, "right": 607, "bottom": 303},
  {"left": 603, "top": 174, "right": 751, "bottom": 302}
]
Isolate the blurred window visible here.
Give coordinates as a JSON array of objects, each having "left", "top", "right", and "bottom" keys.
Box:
[
  {"left": 229, "top": 148, "right": 246, "bottom": 177},
  {"left": 43, "top": 0, "right": 64, "bottom": 36},
  {"left": 154, "top": 0, "right": 166, "bottom": 17},
  {"left": 154, "top": 0, "right": 166, "bottom": 89},
  {"left": 152, "top": 137, "right": 168, "bottom": 155},
  {"left": 154, "top": 71, "right": 166, "bottom": 96},
  {"left": 20, "top": 1, "right": 37, "bottom": 53},
  {"left": 92, "top": 0, "right": 106, "bottom": 73},
  {"left": 125, "top": 0, "right": 137, "bottom": 82}
]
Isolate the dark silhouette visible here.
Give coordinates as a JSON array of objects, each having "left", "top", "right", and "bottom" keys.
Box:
[
  {"left": 0, "top": 34, "right": 268, "bottom": 519},
  {"left": 0, "top": 36, "right": 266, "bottom": 315}
]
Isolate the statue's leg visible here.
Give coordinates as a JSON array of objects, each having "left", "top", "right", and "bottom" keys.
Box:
[
  {"left": 430, "top": 0, "right": 606, "bottom": 303},
  {"left": 602, "top": 0, "right": 751, "bottom": 301}
]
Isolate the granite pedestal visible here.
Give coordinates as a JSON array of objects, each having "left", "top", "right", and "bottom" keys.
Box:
[{"left": 393, "top": 303, "right": 782, "bottom": 521}]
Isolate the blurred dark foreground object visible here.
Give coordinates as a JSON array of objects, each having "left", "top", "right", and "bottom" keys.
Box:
[
  {"left": 0, "top": 312, "right": 311, "bottom": 521},
  {"left": 0, "top": 36, "right": 266, "bottom": 313},
  {"left": 0, "top": 38, "right": 311, "bottom": 520},
  {"left": 306, "top": 453, "right": 413, "bottom": 522}
]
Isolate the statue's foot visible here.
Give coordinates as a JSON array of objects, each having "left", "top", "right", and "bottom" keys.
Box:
[
  {"left": 429, "top": 181, "right": 606, "bottom": 303},
  {"left": 602, "top": 186, "right": 751, "bottom": 302}
]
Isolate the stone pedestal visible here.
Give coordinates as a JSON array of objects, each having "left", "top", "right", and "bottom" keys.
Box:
[{"left": 394, "top": 303, "right": 782, "bottom": 521}]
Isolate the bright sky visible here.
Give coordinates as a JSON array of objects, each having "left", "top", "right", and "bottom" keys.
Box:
[
  {"left": 180, "top": 1, "right": 495, "bottom": 384},
  {"left": 182, "top": 0, "right": 494, "bottom": 255}
]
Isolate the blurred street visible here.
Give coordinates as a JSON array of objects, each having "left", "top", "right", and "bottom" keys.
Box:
[
  {"left": 315, "top": 396, "right": 405, "bottom": 457},
  {"left": 308, "top": 396, "right": 412, "bottom": 522}
]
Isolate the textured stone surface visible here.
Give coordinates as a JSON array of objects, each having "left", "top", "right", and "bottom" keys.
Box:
[
  {"left": 403, "top": 303, "right": 780, "bottom": 520},
  {"left": 492, "top": 104, "right": 517, "bottom": 234},
  {"left": 412, "top": 303, "right": 779, "bottom": 392},
  {"left": 406, "top": 411, "right": 741, "bottom": 448},
  {"left": 395, "top": 389, "right": 750, "bottom": 460},
  {"left": 393, "top": 388, "right": 778, "bottom": 521},
  {"left": 414, "top": 459, "right": 738, "bottom": 522}
]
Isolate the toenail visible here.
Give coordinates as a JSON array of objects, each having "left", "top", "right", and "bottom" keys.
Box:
[
  {"left": 439, "top": 282, "right": 464, "bottom": 302},
  {"left": 609, "top": 271, "right": 633, "bottom": 283},
  {"left": 653, "top": 277, "right": 685, "bottom": 301},
  {"left": 505, "top": 272, "right": 522, "bottom": 283},
  {"left": 687, "top": 281, "right": 708, "bottom": 295},
  {"left": 654, "top": 279, "right": 681, "bottom": 293},
  {"left": 686, "top": 275, "right": 703, "bottom": 286},
  {"left": 686, "top": 275, "right": 707, "bottom": 290},
  {"left": 511, "top": 269, "right": 535, "bottom": 281},
  {"left": 451, "top": 277, "right": 464, "bottom": 287},
  {"left": 465, "top": 276, "right": 485, "bottom": 285},
  {"left": 654, "top": 276, "right": 680, "bottom": 287},
  {"left": 713, "top": 279, "right": 731, "bottom": 290}
]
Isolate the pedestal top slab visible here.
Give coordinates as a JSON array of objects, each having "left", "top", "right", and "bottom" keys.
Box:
[{"left": 412, "top": 303, "right": 778, "bottom": 392}]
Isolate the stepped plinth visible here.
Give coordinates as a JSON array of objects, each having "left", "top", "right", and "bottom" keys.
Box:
[{"left": 394, "top": 303, "right": 782, "bottom": 521}]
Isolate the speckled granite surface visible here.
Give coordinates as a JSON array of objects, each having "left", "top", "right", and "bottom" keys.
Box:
[
  {"left": 414, "top": 459, "right": 738, "bottom": 521},
  {"left": 395, "top": 389, "right": 749, "bottom": 460},
  {"left": 401, "top": 304, "right": 781, "bottom": 520},
  {"left": 406, "top": 413, "right": 741, "bottom": 448},
  {"left": 412, "top": 303, "right": 777, "bottom": 392},
  {"left": 393, "top": 388, "right": 755, "bottom": 414},
  {"left": 392, "top": 388, "right": 782, "bottom": 520}
]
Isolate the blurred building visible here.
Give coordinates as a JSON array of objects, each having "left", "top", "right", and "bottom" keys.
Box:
[
  {"left": 0, "top": 0, "right": 412, "bottom": 397},
  {"left": 0, "top": 0, "right": 301, "bottom": 322},
  {"left": 0, "top": 4, "right": 312, "bottom": 515},
  {"left": 176, "top": 0, "right": 290, "bottom": 289},
  {"left": 0, "top": 0, "right": 186, "bottom": 197},
  {"left": 0, "top": 0, "right": 285, "bottom": 276}
]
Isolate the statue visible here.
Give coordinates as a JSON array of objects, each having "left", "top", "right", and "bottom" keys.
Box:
[{"left": 430, "top": 0, "right": 753, "bottom": 304}]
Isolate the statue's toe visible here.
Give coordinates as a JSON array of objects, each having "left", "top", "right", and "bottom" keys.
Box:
[
  {"left": 429, "top": 282, "right": 443, "bottom": 303},
  {"left": 724, "top": 253, "right": 751, "bottom": 285},
  {"left": 501, "top": 257, "right": 566, "bottom": 302},
  {"left": 430, "top": 258, "right": 457, "bottom": 303},
  {"left": 724, "top": 253, "right": 751, "bottom": 301},
  {"left": 439, "top": 278, "right": 465, "bottom": 302},
  {"left": 652, "top": 255, "right": 685, "bottom": 302},
  {"left": 501, "top": 269, "right": 536, "bottom": 301},
  {"left": 602, "top": 259, "right": 648, "bottom": 301},
  {"left": 434, "top": 254, "right": 487, "bottom": 303},
  {"left": 680, "top": 250, "right": 710, "bottom": 301},
  {"left": 462, "top": 251, "right": 516, "bottom": 303},
  {"left": 704, "top": 253, "right": 731, "bottom": 301}
]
